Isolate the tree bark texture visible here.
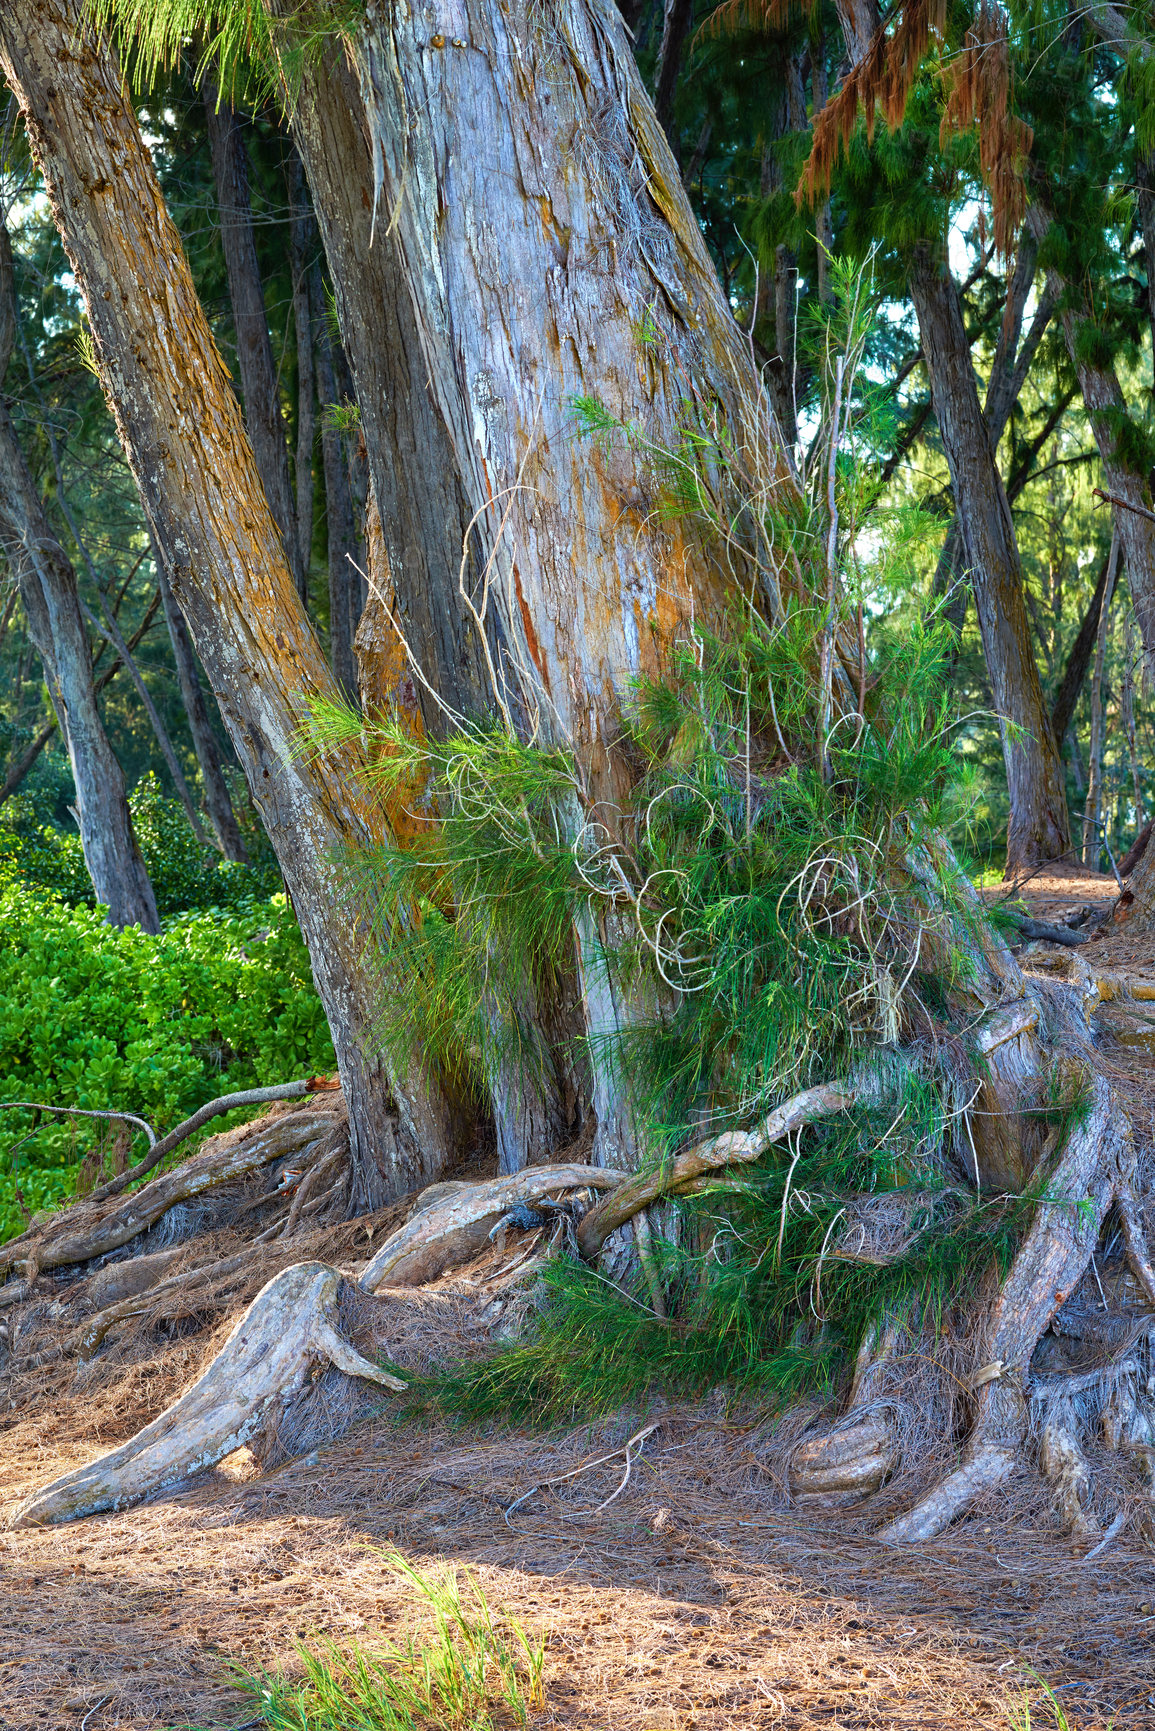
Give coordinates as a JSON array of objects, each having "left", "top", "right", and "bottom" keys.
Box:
[
  {"left": 0, "top": 0, "right": 461, "bottom": 1203},
  {"left": 0, "top": 225, "right": 158, "bottom": 929},
  {"left": 346, "top": 0, "right": 786, "bottom": 1166},
  {"left": 352, "top": 0, "right": 772, "bottom": 802},
  {"left": 202, "top": 77, "right": 307, "bottom": 604},
  {"left": 282, "top": 41, "right": 501, "bottom": 729},
  {"left": 908, "top": 246, "right": 1069, "bottom": 871}
]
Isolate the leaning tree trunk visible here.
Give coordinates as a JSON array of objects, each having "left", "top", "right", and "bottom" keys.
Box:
[
  {"left": 0, "top": 228, "right": 158, "bottom": 930},
  {"left": 908, "top": 246, "right": 1070, "bottom": 873},
  {"left": 0, "top": 0, "right": 462, "bottom": 1204}
]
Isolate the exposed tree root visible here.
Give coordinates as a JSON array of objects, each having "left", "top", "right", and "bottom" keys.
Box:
[
  {"left": 359, "top": 1164, "right": 626, "bottom": 1291},
  {"left": 9, "top": 1262, "right": 405, "bottom": 1528},
  {"left": 0, "top": 1106, "right": 338, "bottom": 1281},
  {"left": 879, "top": 1072, "right": 1133, "bottom": 1543}
]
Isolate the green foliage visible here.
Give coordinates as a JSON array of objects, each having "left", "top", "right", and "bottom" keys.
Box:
[
  {"left": 90, "top": 0, "right": 367, "bottom": 107},
  {"left": 233, "top": 1551, "right": 545, "bottom": 1731},
  {"left": 0, "top": 771, "right": 279, "bottom": 918},
  {"left": 0, "top": 881, "right": 334, "bottom": 1243},
  {"left": 423, "top": 1111, "right": 1029, "bottom": 1425}
]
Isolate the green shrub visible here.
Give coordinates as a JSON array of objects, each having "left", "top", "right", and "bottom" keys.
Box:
[
  {"left": 0, "top": 770, "right": 281, "bottom": 917},
  {"left": 0, "top": 881, "right": 334, "bottom": 1242}
]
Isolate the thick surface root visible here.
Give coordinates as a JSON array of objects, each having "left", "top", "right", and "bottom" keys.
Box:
[
  {"left": 880, "top": 1072, "right": 1133, "bottom": 1544},
  {"left": 9, "top": 1262, "right": 403, "bottom": 1528},
  {"left": 359, "top": 1163, "right": 625, "bottom": 1291}
]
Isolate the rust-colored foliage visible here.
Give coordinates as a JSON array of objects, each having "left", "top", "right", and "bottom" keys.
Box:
[
  {"left": 789, "top": 0, "right": 1030, "bottom": 257},
  {"left": 940, "top": 0, "right": 1033, "bottom": 257},
  {"left": 797, "top": 0, "right": 948, "bottom": 208}
]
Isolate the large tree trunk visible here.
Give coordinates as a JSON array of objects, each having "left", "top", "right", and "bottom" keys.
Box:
[
  {"left": 0, "top": 227, "right": 158, "bottom": 930},
  {"left": 202, "top": 76, "right": 307, "bottom": 604},
  {"left": 0, "top": 0, "right": 462, "bottom": 1203},
  {"left": 343, "top": 0, "right": 785, "bottom": 1163},
  {"left": 908, "top": 246, "right": 1070, "bottom": 872}
]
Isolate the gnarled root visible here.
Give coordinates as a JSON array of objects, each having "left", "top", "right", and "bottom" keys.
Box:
[
  {"left": 9, "top": 1262, "right": 403, "bottom": 1528},
  {"left": 1038, "top": 1392, "right": 1099, "bottom": 1537},
  {"left": 359, "top": 1163, "right": 626, "bottom": 1291},
  {"left": 789, "top": 1321, "right": 902, "bottom": 1503},
  {"left": 879, "top": 1072, "right": 1132, "bottom": 1543}
]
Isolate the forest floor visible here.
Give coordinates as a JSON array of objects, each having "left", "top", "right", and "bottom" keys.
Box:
[{"left": 2, "top": 866, "right": 1155, "bottom": 1731}]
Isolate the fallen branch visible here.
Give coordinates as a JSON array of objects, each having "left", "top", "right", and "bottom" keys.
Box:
[
  {"left": 1005, "top": 911, "right": 1090, "bottom": 948},
  {"left": 359, "top": 1164, "right": 627, "bottom": 1292},
  {"left": 576, "top": 1081, "right": 857, "bottom": 1259},
  {"left": 0, "top": 1108, "right": 336, "bottom": 1280},
  {"left": 10, "top": 1263, "right": 405, "bottom": 1527},
  {"left": 91, "top": 1076, "right": 340, "bottom": 1201}
]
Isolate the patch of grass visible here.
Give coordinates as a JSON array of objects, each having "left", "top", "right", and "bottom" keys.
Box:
[{"left": 233, "top": 1551, "right": 545, "bottom": 1731}]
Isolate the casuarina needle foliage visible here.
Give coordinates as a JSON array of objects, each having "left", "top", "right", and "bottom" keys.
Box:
[{"left": 303, "top": 261, "right": 1061, "bottom": 1418}]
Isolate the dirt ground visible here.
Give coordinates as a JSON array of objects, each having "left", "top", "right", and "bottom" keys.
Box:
[
  {"left": 3, "top": 868, "right": 1155, "bottom": 1731},
  {"left": 4, "top": 1291, "right": 1155, "bottom": 1729}
]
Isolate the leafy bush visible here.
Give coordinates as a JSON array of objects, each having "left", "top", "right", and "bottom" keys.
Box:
[
  {"left": 0, "top": 770, "right": 280, "bottom": 916},
  {"left": 0, "top": 880, "right": 334, "bottom": 1242}
]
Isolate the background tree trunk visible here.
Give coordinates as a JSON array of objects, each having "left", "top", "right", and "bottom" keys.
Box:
[
  {"left": 908, "top": 245, "right": 1070, "bottom": 872},
  {"left": 0, "top": 0, "right": 461, "bottom": 1203},
  {"left": 202, "top": 75, "right": 307, "bottom": 604},
  {"left": 155, "top": 557, "right": 248, "bottom": 862},
  {"left": 311, "top": 266, "right": 359, "bottom": 701},
  {"left": 1081, "top": 534, "right": 1119, "bottom": 867},
  {"left": 0, "top": 225, "right": 158, "bottom": 929}
]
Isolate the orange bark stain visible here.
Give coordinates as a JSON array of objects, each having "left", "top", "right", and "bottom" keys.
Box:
[{"left": 513, "top": 560, "right": 551, "bottom": 691}]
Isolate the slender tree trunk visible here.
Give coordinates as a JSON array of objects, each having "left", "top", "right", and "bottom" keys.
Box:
[
  {"left": 756, "top": 50, "right": 805, "bottom": 445},
  {"left": 0, "top": 229, "right": 157, "bottom": 928},
  {"left": 82, "top": 592, "right": 214, "bottom": 850},
  {"left": 155, "top": 556, "right": 248, "bottom": 862},
  {"left": 311, "top": 265, "right": 359, "bottom": 701},
  {"left": 202, "top": 75, "right": 307, "bottom": 604},
  {"left": 908, "top": 245, "right": 1069, "bottom": 870},
  {"left": 0, "top": 0, "right": 461, "bottom": 1202},
  {"left": 288, "top": 149, "right": 316, "bottom": 589},
  {"left": 1122, "top": 602, "right": 1143, "bottom": 829},
  {"left": 1026, "top": 206, "right": 1155, "bottom": 676},
  {"left": 1082, "top": 533, "right": 1119, "bottom": 867},
  {"left": 654, "top": 0, "right": 695, "bottom": 143},
  {"left": 1051, "top": 542, "right": 1113, "bottom": 746}
]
